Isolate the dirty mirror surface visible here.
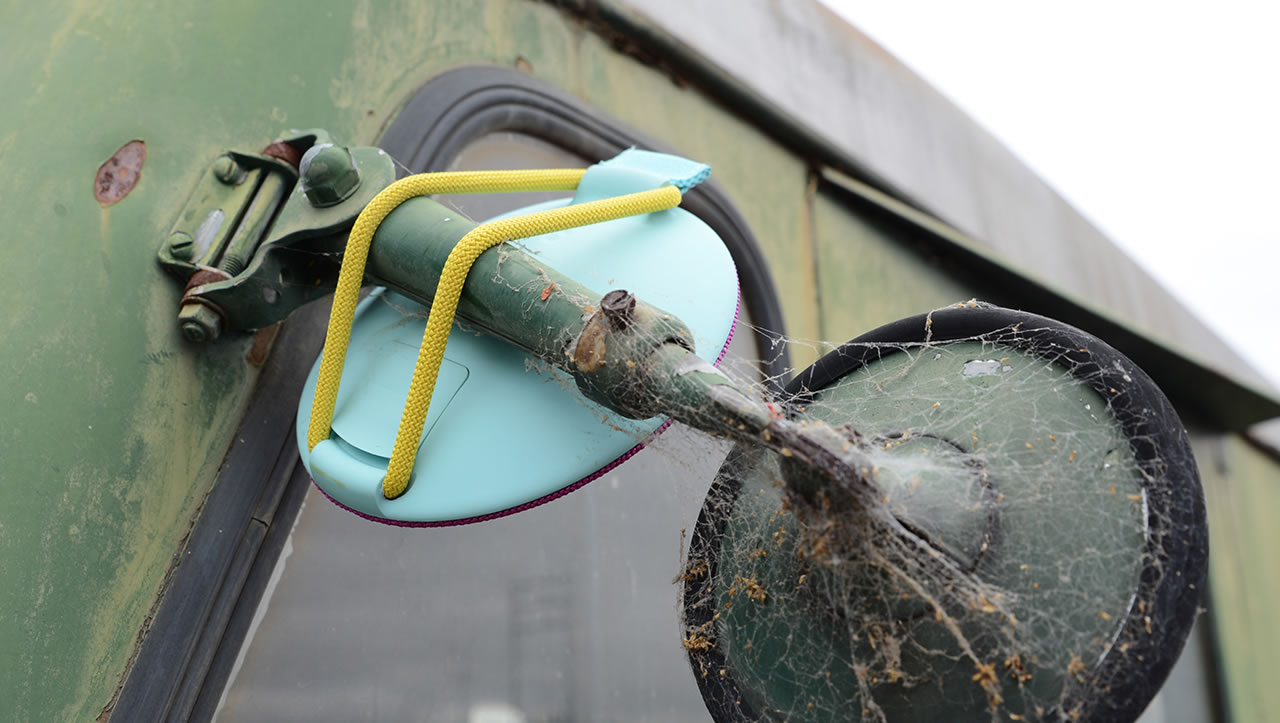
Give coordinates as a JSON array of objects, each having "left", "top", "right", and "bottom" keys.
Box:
[{"left": 680, "top": 310, "right": 1208, "bottom": 722}]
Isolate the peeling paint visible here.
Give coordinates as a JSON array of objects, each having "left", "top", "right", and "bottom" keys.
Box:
[
  {"left": 94, "top": 141, "right": 146, "bottom": 206},
  {"left": 246, "top": 324, "right": 281, "bottom": 367}
]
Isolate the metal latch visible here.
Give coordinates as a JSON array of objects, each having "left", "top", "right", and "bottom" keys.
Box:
[{"left": 158, "top": 129, "right": 395, "bottom": 342}]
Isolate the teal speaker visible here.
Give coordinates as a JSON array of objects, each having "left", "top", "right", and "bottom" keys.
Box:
[{"left": 295, "top": 150, "right": 739, "bottom": 525}]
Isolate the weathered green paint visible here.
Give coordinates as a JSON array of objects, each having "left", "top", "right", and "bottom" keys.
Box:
[
  {"left": 0, "top": 2, "right": 837, "bottom": 719},
  {"left": 368, "top": 194, "right": 612, "bottom": 366},
  {"left": 1197, "top": 434, "right": 1280, "bottom": 722},
  {"left": 158, "top": 158, "right": 263, "bottom": 270},
  {"left": 5, "top": 0, "right": 1264, "bottom": 720},
  {"left": 809, "top": 184, "right": 978, "bottom": 342}
]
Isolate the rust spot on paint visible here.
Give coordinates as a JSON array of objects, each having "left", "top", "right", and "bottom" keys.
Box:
[
  {"left": 261, "top": 140, "right": 302, "bottom": 169},
  {"left": 246, "top": 323, "right": 280, "bottom": 367},
  {"left": 573, "top": 313, "right": 609, "bottom": 372},
  {"left": 180, "top": 267, "right": 234, "bottom": 301},
  {"left": 94, "top": 140, "right": 146, "bottom": 205}
]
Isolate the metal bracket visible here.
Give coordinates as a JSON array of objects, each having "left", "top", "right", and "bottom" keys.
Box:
[{"left": 158, "top": 129, "right": 396, "bottom": 342}]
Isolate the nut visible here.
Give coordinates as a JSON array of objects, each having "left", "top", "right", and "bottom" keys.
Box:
[
  {"left": 299, "top": 144, "right": 361, "bottom": 207},
  {"left": 178, "top": 303, "right": 224, "bottom": 343}
]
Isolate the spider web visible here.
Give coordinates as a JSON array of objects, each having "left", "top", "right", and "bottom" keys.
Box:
[{"left": 668, "top": 305, "right": 1204, "bottom": 722}]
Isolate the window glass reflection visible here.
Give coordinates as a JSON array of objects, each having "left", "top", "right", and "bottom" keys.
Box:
[{"left": 215, "top": 427, "right": 730, "bottom": 722}]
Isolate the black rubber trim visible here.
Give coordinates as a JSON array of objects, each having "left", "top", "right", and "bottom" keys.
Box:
[
  {"left": 685, "top": 305, "right": 1209, "bottom": 723},
  {"left": 186, "top": 461, "right": 313, "bottom": 721},
  {"left": 110, "top": 302, "right": 329, "bottom": 723},
  {"left": 683, "top": 453, "right": 758, "bottom": 722},
  {"left": 379, "top": 65, "right": 791, "bottom": 391}
]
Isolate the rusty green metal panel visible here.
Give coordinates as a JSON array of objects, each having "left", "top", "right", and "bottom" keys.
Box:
[
  {"left": 5, "top": 0, "right": 1253, "bottom": 720},
  {"left": 1197, "top": 434, "right": 1280, "bottom": 722},
  {"left": 0, "top": 2, "right": 829, "bottom": 719},
  {"left": 0, "top": 2, "right": 541, "bottom": 720}
]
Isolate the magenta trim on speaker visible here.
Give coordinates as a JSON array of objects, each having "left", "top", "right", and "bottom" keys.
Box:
[{"left": 313, "top": 287, "right": 743, "bottom": 527}]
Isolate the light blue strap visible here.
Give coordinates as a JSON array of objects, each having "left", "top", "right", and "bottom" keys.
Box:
[{"left": 571, "top": 148, "right": 711, "bottom": 204}]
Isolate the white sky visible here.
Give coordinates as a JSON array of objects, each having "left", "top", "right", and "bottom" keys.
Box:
[{"left": 819, "top": 0, "right": 1280, "bottom": 389}]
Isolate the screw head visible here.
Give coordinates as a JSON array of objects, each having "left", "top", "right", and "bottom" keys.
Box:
[
  {"left": 299, "top": 144, "right": 362, "bottom": 207},
  {"left": 212, "top": 155, "right": 242, "bottom": 184},
  {"left": 600, "top": 289, "right": 636, "bottom": 330},
  {"left": 168, "top": 230, "right": 194, "bottom": 261}
]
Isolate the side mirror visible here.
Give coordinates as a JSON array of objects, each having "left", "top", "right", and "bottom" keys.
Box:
[{"left": 683, "top": 305, "right": 1207, "bottom": 722}]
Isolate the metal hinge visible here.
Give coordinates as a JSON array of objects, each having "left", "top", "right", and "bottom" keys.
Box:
[{"left": 158, "top": 129, "right": 395, "bottom": 342}]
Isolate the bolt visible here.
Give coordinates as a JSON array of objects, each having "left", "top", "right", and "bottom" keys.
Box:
[
  {"left": 178, "top": 303, "right": 223, "bottom": 343},
  {"left": 600, "top": 289, "right": 636, "bottom": 331},
  {"left": 168, "top": 230, "right": 194, "bottom": 261},
  {"left": 212, "top": 155, "right": 242, "bottom": 184},
  {"left": 299, "top": 143, "right": 362, "bottom": 207}
]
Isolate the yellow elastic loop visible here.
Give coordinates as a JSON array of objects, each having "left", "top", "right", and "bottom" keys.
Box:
[{"left": 307, "top": 168, "right": 683, "bottom": 500}]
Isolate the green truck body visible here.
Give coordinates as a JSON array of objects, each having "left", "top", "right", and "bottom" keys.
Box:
[{"left": 0, "top": 1, "right": 1274, "bottom": 720}]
